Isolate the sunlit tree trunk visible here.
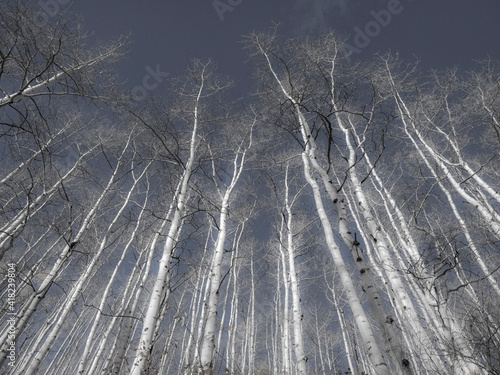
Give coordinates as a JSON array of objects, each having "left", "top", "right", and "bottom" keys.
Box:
[
  {"left": 335, "top": 113, "right": 429, "bottom": 374},
  {"left": 277, "top": 224, "right": 291, "bottom": 375},
  {"left": 129, "top": 61, "right": 211, "bottom": 375},
  {"left": 105, "top": 200, "right": 174, "bottom": 375},
  {"left": 248, "top": 247, "right": 256, "bottom": 374},
  {"left": 75, "top": 160, "right": 151, "bottom": 375},
  {"left": 0, "top": 144, "right": 103, "bottom": 367},
  {"left": 84, "top": 194, "right": 155, "bottom": 375},
  {"left": 20, "top": 134, "right": 138, "bottom": 375},
  {"left": 0, "top": 142, "right": 99, "bottom": 259},
  {"left": 324, "top": 268, "right": 357, "bottom": 375},
  {"left": 383, "top": 60, "right": 500, "bottom": 241},
  {"left": 199, "top": 120, "right": 253, "bottom": 372},
  {"left": 301, "top": 152, "right": 391, "bottom": 375},
  {"left": 226, "top": 239, "right": 241, "bottom": 374},
  {"left": 381, "top": 56, "right": 488, "bottom": 374},
  {"left": 282, "top": 165, "right": 307, "bottom": 375}
]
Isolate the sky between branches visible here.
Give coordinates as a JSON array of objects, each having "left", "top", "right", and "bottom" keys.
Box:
[{"left": 50, "top": 0, "right": 500, "bottom": 99}]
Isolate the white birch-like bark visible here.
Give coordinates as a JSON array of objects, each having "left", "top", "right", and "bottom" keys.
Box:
[
  {"left": 0, "top": 144, "right": 98, "bottom": 259},
  {"left": 181, "top": 225, "right": 214, "bottom": 374},
  {"left": 418, "top": 101, "right": 500, "bottom": 296},
  {"left": 181, "top": 224, "right": 212, "bottom": 374},
  {"left": 283, "top": 165, "right": 307, "bottom": 375},
  {"left": 384, "top": 62, "right": 500, "bottom": 240},
  {"left": 40, "top": 303, "right": 95, "bottom": 375},
  {"left": 193, "top": 270, "right": 212, "bottom": 372},
  {"left": 130, "top": 140, "right": 196, "bottom": 373},
  {"left": 150, "top": 211, "right": 188, "bottom": 352},
  {"left": 248, "top": 247, "right": 256, "bottom": 375},
  {"left": 0, "top": 145, "right": 102, "bottom": 367},
  {"left": 83, "top": 197, "right": 152, "bottom": 375},
  {"left": 159, "top": 290, "right": 187, "bottom": 374},
  {"left": 426, "top": 109, "right": 500, "bottom": 206},
  {"left": 299, "top": 109, "right": 408, "bottom": 374},
  {"left": 107, "top": 176, "right": 182, "bottom": 375},
  {"left": 253, "top": 37, "right": 404, "bottom": 373},
  {"left": 301, "top": 152, "right": 391, "bottom": 375},
  {"left": 312, "top": 308, "right": 327, "bottom": 374},
  {"left": 0, "top": 228, "right": 60, "bottom": 313},
  {"left": 21, "top": 135, "right": 138, "bottom": 375},
  {"left": 382, "top": 59, "right": 487, "bottom": 374},
  {"left": 106, "top": 231, "right": 166, "bottom": 375},
  {"left": 335, "top": 114, "right": 427, "bottom": 374},
  {"left": 76, "top": 161, "right": 151, "bottom": 375},
  {"left": 129, "top": 62, "right": 214, "bottom": 375},
  {"left": 0, "top": 41, "right": 123, "bottom": 108},
  {"left": 216, "top": 221, "right": 246, "bottom": 375},
  {"left": 215, "top": 227, "right": 239, "bottom": 356},
  {"left": 324, "top": 268, "right": 357, "bottom": 375},
  {"left": 0, "top": 123, "right": 71, "bottom": 188},
  {"left": 227, "top": 242, "right": 241, "bottom": 374},
  {"left": 277, "top": 223, "right": 291, "bottom": 375},
  {"left": 351, "top": 135, "right": 455, "bottom": 370},
  {"left": 199, "top": 123, "right": 253, "bottom": 372},
  {"left": 273, "top": 284, "right": 280, "bottom": 375}
]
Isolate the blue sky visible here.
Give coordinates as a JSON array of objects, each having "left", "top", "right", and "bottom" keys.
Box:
[{"left": 58, "top": 0, "right": 500, "bottom": 97}]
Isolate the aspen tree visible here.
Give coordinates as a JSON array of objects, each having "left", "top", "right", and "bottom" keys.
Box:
[
  {"left": 75, "top": 159, "right": 152, "bottom": 375},
  {"left": 270, "top": 163, "right": 309, "bottom": 374},
  {"left": 249, "top": 32, "right": 403, "bottom": 373},
  {"left": 301, "top": 151, "right": 390, "bottom": 375},
  {"left": 20, "top": 132, "right": 139, "bottom": 375},
  {"left": 0, "top": 144, "right": 100, "bottom": 367},
  {"left": 0, "top": 2, "right": 124, "bottom": 109},
  {"left": 199, "top": 116, "right": 254, "bottom": 372},
  {"left": 130, "top": 60, "right": 220, "bottom": 375},
  {"left": 83, "top": 183, "right": 154, "bottom": 375}
]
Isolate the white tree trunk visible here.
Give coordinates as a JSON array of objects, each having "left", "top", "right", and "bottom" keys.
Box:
[
  {"left": 21, "top": 136, "right": 137, "bottom": 375},
  {"left": 283, "top": 165, "right": 307, "bottom": 375},
  {"left": 129, "top": 63, "right": 208, "bottom": 375},
  {"left": 278, "top": 216, "right": 291, "bottom": 375},
  {"left": 0, "top": 145, "right": 106, "bottom": 367},
  {"left": 76, "top": 161, "right": 151, "bottom": 375},
  {"left": 199, "top": 127, "right": 253, "bottom": 372},
  {"left": 301, "top": 152, "right": 391, "bottom": 375}
]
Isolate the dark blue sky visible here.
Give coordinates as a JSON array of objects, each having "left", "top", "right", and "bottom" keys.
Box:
[{"left": 60, "top": 0, "right": 500, "bottom": 98}]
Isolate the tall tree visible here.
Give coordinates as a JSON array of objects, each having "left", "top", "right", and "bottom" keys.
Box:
[{"left": 198, "top": 111, "right": 255, "bottom": 373}]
